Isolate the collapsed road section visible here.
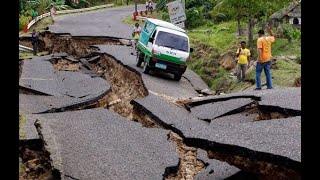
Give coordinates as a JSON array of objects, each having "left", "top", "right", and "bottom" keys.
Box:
[
  {"left": 131, "top": 92, "right": 301, "bottom": 179},
  {"left": 19, "top": 33, "right": 301, "bottom": 179}
]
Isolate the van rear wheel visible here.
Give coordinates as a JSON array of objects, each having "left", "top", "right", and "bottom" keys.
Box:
[
  {"left": 143, "top": 62, "right": 150, "bottom": 74},
  {"left": 136, "top": 51, "right": 144, "bottom": 67}
]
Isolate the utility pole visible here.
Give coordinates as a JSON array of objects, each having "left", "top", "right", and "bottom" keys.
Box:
[{"left": 135, "top": 0, "right": 138, "bottom": 14}]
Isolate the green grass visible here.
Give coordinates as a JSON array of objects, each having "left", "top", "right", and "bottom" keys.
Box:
[
  {"left": 19, "top": 158, "right": 26, "bottom": 179},
  {"left": 19, "top": 51, "right": 49, "bottom": 59},
  {"left": 272, "top": 38, "right": 301, "bottom": 57},
  {"left": 29, "top": 17, "right": 53, "bottom": 32},
  {"left": 272, "top": 59, "right": 301, "bottom": 87},
  {"left": 188, "top": 21, "right": 238, "bottom": 54},
  {"left": 122, "top": 14, "right": 301, "bottom": 92},
  {"left": 122, "top": 10, "right": 166, "bottom": 26},
  {"left": 19, "top": 113, "right": 26, "bottom": 139}
]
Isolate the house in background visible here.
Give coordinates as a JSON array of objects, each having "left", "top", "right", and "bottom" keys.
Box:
[{"left": 269, "top": 0, "right": 301, "bottom": 29}]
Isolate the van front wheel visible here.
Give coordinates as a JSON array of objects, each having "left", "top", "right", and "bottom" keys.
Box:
[
  {"left": 174, "top": 73, "right": 182, "bottom": 81},
  {"left": 143, "top": 62, "right": 150, "bottom": 74}
]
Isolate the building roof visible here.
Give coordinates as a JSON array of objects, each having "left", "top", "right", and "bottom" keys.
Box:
[
  {"left": 270, "top": 1, "right": 301, "bottom": 19},
  {"left": 147, "top": 18, "right": 186, "bottom": 33}
]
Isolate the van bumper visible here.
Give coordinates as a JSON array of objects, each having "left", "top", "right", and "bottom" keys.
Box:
[{"left": 148, "top": 59, "right": 187, "bottom": 74}]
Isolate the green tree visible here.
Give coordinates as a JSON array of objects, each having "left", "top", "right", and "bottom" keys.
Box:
[{"left": 212, "top": 0, "right": 293, "bottom": 46}]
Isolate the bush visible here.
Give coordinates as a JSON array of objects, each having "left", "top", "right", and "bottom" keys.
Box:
[
  {"left": 19, "top": 15, "right": 31, "bottom": 31},
  {"left": 185, "top": 7, "right": 205, "bottom": 29},
  {"left": 23, "top": 9, "right": 34, "bottom": 17},
  {"left": 276, "top": 24, "right": 301, "bottom": 42},
  {"left": 72, "top": 0, "right": 90, "bottom": 8},
  {"left": 213, "top": 13, "right": 227, "bottom": 23},
  {"left": 161, "top": 11, "right": 170, "bottom": 22}
]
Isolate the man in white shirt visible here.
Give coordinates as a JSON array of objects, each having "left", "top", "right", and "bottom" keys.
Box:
[
  {"left": 50, "top": 5, "right": 56, "bottom": 23},
  {"left": 132, "top": 23, "right": 141, "bottom": 50}
]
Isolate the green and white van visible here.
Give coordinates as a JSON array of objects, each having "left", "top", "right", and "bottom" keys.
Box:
[{"left": 136, "top": 18, "right": 193, "bottom": 81}]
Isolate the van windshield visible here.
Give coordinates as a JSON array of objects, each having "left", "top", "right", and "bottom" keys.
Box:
[{"left": 155, "top": 31, "right": 189, "bottom": 52}]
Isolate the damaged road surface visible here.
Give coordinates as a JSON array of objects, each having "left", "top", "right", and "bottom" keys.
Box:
[
  {"left": 131, "top": 91, "right": 301, "bottom": 179},
  {"left": 34, "top": 109, "right": 178, "bottom": 179},
  {"left": 20, "top": 5, "right": 301, "bottom": 179}
]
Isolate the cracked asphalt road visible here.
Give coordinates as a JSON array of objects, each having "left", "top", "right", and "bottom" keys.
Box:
[
  {"left": 95, "top": 45, "right": 204, "bottom": 98},
  {"left": 19, "top": 5, "right": 301, "bottom": 179},
  {"left": 35, "top": 109, "right": 178, "bottom": 180}
]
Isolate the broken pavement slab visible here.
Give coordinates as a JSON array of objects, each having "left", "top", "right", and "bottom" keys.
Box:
[
  {"left": 131, "top": 93, "right": 301, "bottom": 177},
  {"left": 190, "top": 98, "right": 254, "bottom": 121},
  {"left": 20, "top": 59, "right": 61, "bottom": 96},
  {"left": 20, "top": 56, "right": 110, "bottom": 98},
  {"left": 19, "top": 113, "right": 40, "bottom": 140},
  {"left": 19, "top": 94, "right": 81, "bottom": 114},
  {"left": 183, "top": 69, "right": 210, "bottom": 92},
  {"left": 189, "top": 87, "right": 301, "bottom": 111},
  {"left": 35, "top": 108, "right": 179, "bottom": 179}
]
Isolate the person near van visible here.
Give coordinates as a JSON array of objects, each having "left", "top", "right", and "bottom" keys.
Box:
[
  {"left": 132, "top": 23, "right": 141, "bottom": 50},
  {"left": 148, "top": 0, "right": 153, "bottom": 11},
  {"left": 255, "top": 24, "right": 275, "bottom": 90},
  {"left": 145, "top": 1, "right": 149, "bottom": 10},
  {"left": 31, "top": 29, "right": 39, "bottom": 55},
  {"left": 236, "top": 41, "right": 251, "bottom": 82},
  {"left": 50, "top": 5, "right": 56, "bottom": 23}
]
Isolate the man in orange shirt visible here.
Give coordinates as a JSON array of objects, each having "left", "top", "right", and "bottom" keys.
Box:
[{"left": 255, "top": 24, "right": 275, "bottom": 90}]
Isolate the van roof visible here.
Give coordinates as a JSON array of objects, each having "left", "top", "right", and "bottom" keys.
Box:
[
  {"left": 147, "top": 18, "right": 186, "bottom": 33},
  {"left": 156, "top": 26, "right": 189, "bottom": 39}
]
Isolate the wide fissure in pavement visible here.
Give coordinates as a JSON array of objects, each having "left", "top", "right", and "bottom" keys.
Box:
[
  {"left": 19, "top": 139, "right": 61, "bottom": 180},
  {"left": 20, "top": 32, "right": 300, "bottom": 179},
  {"left": 21, "top": 34, "right": 206, "bottom": 179},
  {"left": 19, "top": 32, "right": 124, "bottom": 58},
  {"left": 208, "top": 101, "right": 301, "bottom": 122},
  {"left": 189, "top": 96, "right": 301, "bottom": 122},
  {"left": 131, "top": 99, "right": 301, "bottom": 179},
  {"left": 78, "top": 53, "right": 206, "bottom": 179}
]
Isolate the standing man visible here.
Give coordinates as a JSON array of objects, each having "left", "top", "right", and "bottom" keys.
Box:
[
  {"left": 50, "top": 5, "right": 56, "bottom": 23},
  {"left": 31, "top": 30, "right": 39, "bottom": 56},
  {"left": 255, "top": 24, "right": 275, "bottom": 90},
  {"left": 145, "top": 0, "right": 149, "bottom": 11},
  {"left": 236, "top": 41, "right": 251, "bottom": 81},
  {"left": 148, "top": 0, "right": 153, "bottom": 12},
  {"left": 132, "top": 23, "right": 141, "bottom": 50}
]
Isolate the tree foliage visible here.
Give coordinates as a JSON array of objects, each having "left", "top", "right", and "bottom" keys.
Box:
[{"left": 210, "top": 0, "right": 294, "bottom": 45}]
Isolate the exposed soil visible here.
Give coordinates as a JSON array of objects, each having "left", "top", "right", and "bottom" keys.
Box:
[
  {"left": 19, "top": 140, "right": 61, "bottom": 180},
  {"left": 191, "top": 99, "right": 300, "bottom": 122},
  {"left": 19, "top": 33, "right": 300, "bottom": 180},
  {"left": 165, "top": 132, "right": 206, "bottom": 180},
  {"left": 19, "top": 32, "right": 120, "bottom": 58},
  {"left": 93, "top": 54, "right": 148, "bottom": 118},
  {"left": 50, "top": 59, "right": 80, "bottom": 71}
]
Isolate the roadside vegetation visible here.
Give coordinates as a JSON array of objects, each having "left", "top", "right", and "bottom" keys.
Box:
[{"left": 123, "top": 0, "right": 301, "bottom": 93}]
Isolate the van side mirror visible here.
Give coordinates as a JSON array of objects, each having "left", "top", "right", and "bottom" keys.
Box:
[{"left": 190, "top": 48, "right": 194, "bottom": 53}]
